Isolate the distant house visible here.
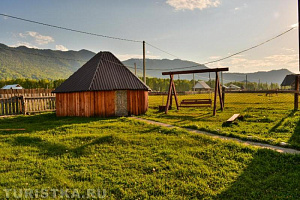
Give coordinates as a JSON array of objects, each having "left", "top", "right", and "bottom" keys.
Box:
[
  {"left": 281, "top": 74, "right": 299, "bottom": 89},
  {"left": 227, "top": 84, "right": 241, "bottom": 91},
  {"left": 1, "top": 84, "right": 23, "bottom": 89},
  {"left": 193, "top": 81, "right": 211, "bottom": 91}
]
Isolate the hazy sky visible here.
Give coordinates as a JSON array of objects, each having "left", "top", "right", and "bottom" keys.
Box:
[{"left": 0, "top": 0, "right": 298, "bottom": 73}]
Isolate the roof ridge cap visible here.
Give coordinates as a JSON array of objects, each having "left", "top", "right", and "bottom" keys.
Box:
[{"left": 88, "top": 52, "right": 103, "bottom": 91}]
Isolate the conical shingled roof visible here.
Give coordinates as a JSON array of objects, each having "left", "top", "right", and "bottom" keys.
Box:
[{"left": 53, "top": 51, "right": 150, "bottom": 93}]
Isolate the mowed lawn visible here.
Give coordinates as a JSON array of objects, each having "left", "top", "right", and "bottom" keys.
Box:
[
  {"left": 145, "top": 93, "right": 300, "bottom": 149},
  {"left": 0, "top": 113, "right": 300, "bottom": 199}
]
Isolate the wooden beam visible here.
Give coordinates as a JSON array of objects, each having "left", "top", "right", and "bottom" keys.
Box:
[
  {"left": 224, "top": 90, "right": 299, "bottom": 94},
  {"left": 226, "top": 114, "right": 241, "bottom": 123},
  {"left": 216, "top": 72, "right": 224, "bottom": 111},
  {"left": 171, "top": 80, "right": 180, "bottom": 110},
  {"left": 162, "top": 67, "right": 229, "bottom": 76},
  {"left": 222, "top": 86, "right": 225, "bottom": 108},
  {"left": 213, "top": 72, "right": 218, "bottom": 116},
  {"left": 165, "top": 75, "right": 174, "bottom": 114}
]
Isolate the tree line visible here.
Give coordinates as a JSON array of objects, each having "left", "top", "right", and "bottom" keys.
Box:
[{"left": 0, "top": 77, "right": 279, "bottom": 91}]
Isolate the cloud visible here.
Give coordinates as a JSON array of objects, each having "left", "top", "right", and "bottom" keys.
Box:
[
  {"left": 55, "top": 45, "right": 68, "bottom": 51},
  {"left": 117, "top": 54, "right": 160, "bottom": 61},
  {"left": 291, "top": 23, "right": 298, "bottom": 28},
  {"left": 211, "top": 53, "right": 299, "bottom": 73},
  {"left": 18, "top": 31, "right": 54, "bottom": 45},
  {"left": 10, "top": 42, "right": 39, "bottom": 49},
  {"left": 233, "top": 3, "right": 247, "bottom": 12},
  {"left": 208, "top": 56, "right": 221, "bottom": 60},
  {"left": 166, "top": 0, "right": 220, "bottom": 11}
]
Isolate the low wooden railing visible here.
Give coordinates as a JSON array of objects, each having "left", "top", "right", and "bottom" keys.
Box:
[
  {"left": 0, "top": 96, "right": 56, "bottom": 116},
  {"left": 0, "top": 96, "right": 23, "bottom": 115}
]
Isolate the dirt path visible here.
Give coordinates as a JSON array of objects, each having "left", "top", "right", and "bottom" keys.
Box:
[{"left": 131, "top": 117, "right": 300, "bottom": 154}]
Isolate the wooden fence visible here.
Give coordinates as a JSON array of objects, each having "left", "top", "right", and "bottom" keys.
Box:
[
  {"left": 0, "top": 89, "right": 56, "bottom": 116},
  {"left": 0, "top": 89, "right": 54, "bottom": 98}
]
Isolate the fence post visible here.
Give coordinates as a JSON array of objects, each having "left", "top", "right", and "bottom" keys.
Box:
[
  {"left": 294, "top": 75, "right": 299, "bottom": 111},
  {"left": 222, "top": 86, "right": 225, "bottom": 108},
  {"left": 21, "top": 96, "right": 26, "bottom": 115}
]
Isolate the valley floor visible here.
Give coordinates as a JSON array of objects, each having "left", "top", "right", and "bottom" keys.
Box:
[
  {"left": 146, "top": 93, "right": 300, "bottom": 149},
  {"left": 0, "top": 113, "right": 300, "bottom": 199}
]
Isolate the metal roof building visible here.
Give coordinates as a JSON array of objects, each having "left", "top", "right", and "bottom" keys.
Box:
[
  {"left": 53, "top": 51, "right": 150, "bottom": 117},
  {"left": 193, "top": 81, "right": 211, "bottom": 90},
  {"left": 1, "top": 84, "right": 23, "bottom": 89},
  {"left": 281, "top": 74, "right": 299, "bottom": 87}
]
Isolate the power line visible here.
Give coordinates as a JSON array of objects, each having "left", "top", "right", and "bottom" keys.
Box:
[
  {"left": 145, "top": 42, "right": 180, "bottom": 59},
  {"left": 0, "top": 13, "right": 142, "bottom": 43},
  {"left": 1, "top": 13, "right": 296, "bottom": 72},
  {"left": 147, "top": 26, "right": 297, "bottom": 71}
]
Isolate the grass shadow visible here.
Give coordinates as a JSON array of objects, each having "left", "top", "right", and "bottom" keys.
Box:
[
  {"left": 269, "top": 110, "right": 297, "bottom": 133},
  {"left": 288, "top": 117, "right": 300, "bottom": 147},
  {"left": 0, "top": 112, "right": 117, "bottom": 135},
  {"left": 10, "top": 135, "right": 119, "bottom": 157},
  {"left": 154, "top": 112, "right": 212, "bottom": 123},
  {"left": 215, "top": 149, "right": 300, "bottom": 199},
  {"left": 11, "top": 136, "right": 68, "bottom": 157}
]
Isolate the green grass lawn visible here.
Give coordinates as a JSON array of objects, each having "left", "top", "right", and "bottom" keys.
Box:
[
  {"left": 145, "top": 93, "right": 300, "bottom": 149},
  {"left": 0, "top": 113, "right": 300, "bottom": 199}
]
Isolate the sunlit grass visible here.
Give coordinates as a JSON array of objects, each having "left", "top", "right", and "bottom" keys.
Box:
[
  {"left": 0, "top": 113, "right": 299, "bottom": 199},
  {"left": 145, "top": 93, "right": 300, "bottom": 148}
]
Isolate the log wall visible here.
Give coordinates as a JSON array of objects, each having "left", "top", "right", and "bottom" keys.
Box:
[{"left": 56, "top": 90, "right": 148, "bottom": 117}]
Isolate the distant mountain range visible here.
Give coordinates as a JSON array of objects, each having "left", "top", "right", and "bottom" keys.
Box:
[{"left": 0, "top": 43, "right": 294, "bottom": 84}]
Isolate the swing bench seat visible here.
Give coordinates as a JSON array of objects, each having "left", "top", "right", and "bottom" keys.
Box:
[{"left": 180, "top": 99, "right": 212, "bottom": 107}]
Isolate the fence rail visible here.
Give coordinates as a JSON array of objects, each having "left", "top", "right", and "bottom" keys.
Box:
[{"left": 0, "top": 89, "right": 54, "bottom": 98}]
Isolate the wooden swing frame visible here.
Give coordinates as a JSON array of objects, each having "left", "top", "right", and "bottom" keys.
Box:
[{"left": 162, "top": 68, "right": 229, "bottom": 116}]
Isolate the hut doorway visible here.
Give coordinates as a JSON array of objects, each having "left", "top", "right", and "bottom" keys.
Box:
[{"left": 115, "top": 90, "right": 128, "bottom": 116}]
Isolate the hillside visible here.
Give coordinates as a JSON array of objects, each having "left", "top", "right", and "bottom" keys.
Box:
[
  {"left": 0, "top": 43, "right": 95, "bottom": 80},
  {"left": 0, "top": 43, "right": 294, "bottom": 84}
]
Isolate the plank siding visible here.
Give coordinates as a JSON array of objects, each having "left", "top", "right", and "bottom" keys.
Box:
[{"left": 56, "top": 90, "right": 148, "bottom": 117}]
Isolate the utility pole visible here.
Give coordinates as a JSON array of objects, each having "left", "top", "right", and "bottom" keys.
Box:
[
  {"left": 246, "top": 75, "right": 248, "bottom": 90},
  {"left": 143, "top": 41, "right": 146, "bottom": 84},
  {"left": 298, "top": 0, "right": 300, "bottom": 71},
  {"left": 258, "top": 79, "right": 261, "bottom": 90},
  {"left": 193, "top": 73, "right": 195, "bottom": 92},
  {"left": 134, "top": 63, "right": 137, "bottom": 76}
]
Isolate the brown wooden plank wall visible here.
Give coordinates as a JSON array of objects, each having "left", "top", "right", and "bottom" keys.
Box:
[
  {"left": 56, "top": 90, "right": 148, "bottom": 117},
  {"left": 56, "top": 91, "right": 116, "bottom": 117},
  {"left": 127, "top": 90, "right": 148, "bottom": 116}
]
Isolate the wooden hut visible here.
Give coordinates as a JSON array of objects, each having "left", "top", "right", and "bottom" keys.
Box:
[{"left": 53, "top": 51, "right": 151, "bottom": 117}]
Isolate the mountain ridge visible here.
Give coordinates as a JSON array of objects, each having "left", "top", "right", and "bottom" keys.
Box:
[{"left": 0, "top": 43, "right": 294, "bottom": 84}]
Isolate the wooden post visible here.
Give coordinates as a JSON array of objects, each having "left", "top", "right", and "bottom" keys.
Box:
[
  {"left": 171, "top": 80, "right": 180, "bottom": 110},
  {"left": 213, "top": 72, "right": 218, "bottom": 116},
  {"left": 222, "top": 86, "right": 225, "bottom": 108},
  {"left": 134, "top": 63, "right": 137, "bottom": 76},
  {"left": 217, "top": 74, "right": 224, "bottom": 111},
  {"left": 21, "top": 96, "right": 26, "bottom": 115},
  {"left": 294, "top": 75, "right": 299, "bottom": 111},
  {"left": 165, "top": 75, "right": 174, "bottom": 114},
  {"left": 143, "top": 41, "right": 146, "bottom": 84}
]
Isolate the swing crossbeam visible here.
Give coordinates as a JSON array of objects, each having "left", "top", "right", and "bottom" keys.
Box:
[{"left": 162, "top": 67, "right": 229, "bottom": 116}]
